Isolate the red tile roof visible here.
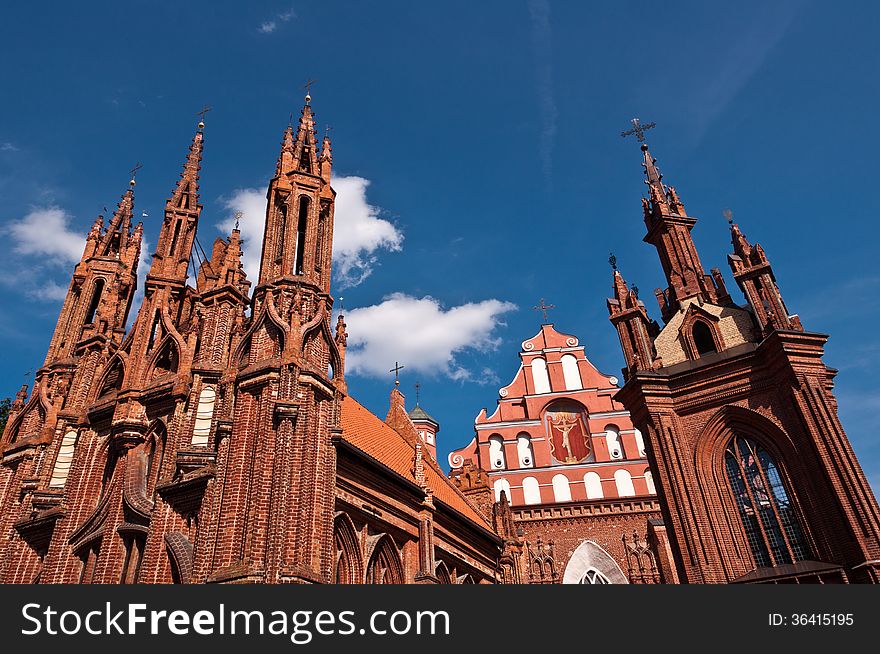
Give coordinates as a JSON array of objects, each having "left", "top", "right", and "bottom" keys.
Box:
[{"left": 339, "top": 395, "right": 491, "bottom": 528}]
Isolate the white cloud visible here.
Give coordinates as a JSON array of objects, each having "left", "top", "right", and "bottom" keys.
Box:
[
  {"left": 332, "top": 175, "right": 403, "bottom": 288},
  {"left": 1, "top": 142, "right": 19, "bottom": 152},
  {"left": 219, "top": 187, "right": 267, "bottom": 284},
  {"left": 8, "top": 206, "right": 84, "bottom": 264},
  {"left": 219, "top": 175, "right": 402, "bottom": 288},
  {"left": 257, "top": 7, "right": 296, "bottom": 34},
  {"left": 29, "top": 280, "right": 69, "bottom": 302},
  {"left": 344, "top": 293, "right": 517, "bottom": 382}
]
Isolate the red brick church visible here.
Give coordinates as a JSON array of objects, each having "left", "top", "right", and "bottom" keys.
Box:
[{"left": 1, "top": 97, "right": 878, "bottom": 584}]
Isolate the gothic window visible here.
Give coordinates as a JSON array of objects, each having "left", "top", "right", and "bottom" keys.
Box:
[
  {"left": 531, "top": 357, "right": 551, "bottom": 394},
  {"left": 168, "top": 218, "right": 183, "bottom": 258},
  {"left": 275, "top": 202, "right": 288, "bottom": 261},
  {"left": 579, "top": 568, "right": 611, "bottom": 584},
  {"left": 692, "top": 321, "right": 717, "bottom": 356},
  {"left": 84, "top": 278, "right": 104, "bottom": 325},
  {"left": 516, "top": 432, "right": 535, "bottom": 468},
  {"left": 294, "top": 196, "right": 309, "bottom": 275},
  {"left": 724, "top": 434, "right": 810, "bottom": 568},
  {"left": 147, "top": 311, "right": 162, "bottom": 352},
  {"left": 333, "top": 516, "right": 362, "bottom": 584},
  {"left": 522, "top": 476, "right": 542, "bottom": 505},
  {"left": 49, "top": 429, "right": 78, "bottom": 488},
  {"left": 552, "top": 474, "right": 572, "bottom": 502},
  {"left": 78, "top": 540, "right": 101, "bottom": 584},
  {"left": 561, "top": 354, "right": 582, "bottom": 390},
  {"left": 98, "top": 358, "right": 124, "bottom": 397},
  {"left": 488, "top": 434, "right": 506, "bottom": 470},
  {"left": 120, "top": 535, "right": 145, "bottom": 584},
  {"left": 645, "top": 469, "right": 656, "bottom": 494},
  {"left": 605, "top": 425, "right": 623, "bottom": 460},
  {"left": 191, "top": 386, "right": 216, "bottom": 447},
  {"left": 493, "top": 478, "right": 511, "bottom": 503},
  {"left": 614, "top": 469, "right": 636, "bottom": 497},
  {"left": 365, "top": 537, "right": 403, "bottom": 585},
  {"left": 584, "top": 471, "right": 604, "bottom": 499}
]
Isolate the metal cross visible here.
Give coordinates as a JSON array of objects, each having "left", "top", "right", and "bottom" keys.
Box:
[
  {"left": 415, "top": 382, "right": 421, "bottom": 404},
  {"left": 129, "top": 162, "right": 143, "bottom": 179},
  {"left": 303, "top": 78, "right": 317, "bottom": 100},
  {"left": 196, "top": 105, "right": 212, "bottom": 123},
  {"left": 234, "top": 210, "right": 243, "bottom": 230},
  {"left": 609, "top": 252, "right": 618, "bottom": 271},
  {"left": 723, "top": 208, "right": 734, "bottom": 225},
  {"left": 389, "top": 361, "right": 405, "bottom": 386},
  {"left": 621, "top": 117, "right": 656, "bottom": 142},
  {"left": 533, "top": 298, "right": 555, "bottom": 322}
]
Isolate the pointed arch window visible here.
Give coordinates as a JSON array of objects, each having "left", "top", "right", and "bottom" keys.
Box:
[
  {"left": 366, "top": 537, "right": 403, "bottom": 584},
  {"left": 191, "top": 386, "right": 216, "bottom": 447},
  {"left": 49, "top": 429, "right": 79, "bottom": 489},
  {"left": 84, "top": 278, "right": 105, "bottom": 325},
  {"left": 692, "top": 321, "right": 717, "bottom": 356},
  {"left": 294, "top": 196, "right": 309, "bottom": 275},
  {"left": 724, "top": 435, "right": 809, "bottom": 568}
]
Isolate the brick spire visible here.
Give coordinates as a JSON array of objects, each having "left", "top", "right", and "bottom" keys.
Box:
[{"left": 636, "top": 142, "right": 728, "bottom": 321}]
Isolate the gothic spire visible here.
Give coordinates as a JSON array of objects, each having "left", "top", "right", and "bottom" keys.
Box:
[
  {"left": 99, "top": 183, "right": 135, "bottom": 256},
  {"left": 168, "top": 127, "right": 203, "bottom": 212}
]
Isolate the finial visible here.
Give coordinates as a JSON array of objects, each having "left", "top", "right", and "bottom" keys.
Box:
[
  {"left": 723, "top": 208, "right": 734, "bottom": 226},
  {"left": 233, "top": 210, "right": 242, "bottom": 230},
  {"left": 609, "top": 252, "right": 618, "bottom": 271},
  {"left": 621, "top": 117, "right": 656, "bottom": 143},
  {"left": 415, "top": 382, "right": 421, "bottom": 405},
  {"left": 129, "top": 161, "right": 143, "bottom": 187},
  {"left": 196, "top": 105, "right": 212, "bottom": 130},
  {"left": 532, "top": 298, "right": 555, "bottom": 323},
  {"left": 303, "top": 78, "right": 317, "bottom": 104},
  {"left": 390, "top": 361, "right": 404, "bottom": 386},
  {"left": 631, "top": 285, "right": 639, "bottom": 299}
]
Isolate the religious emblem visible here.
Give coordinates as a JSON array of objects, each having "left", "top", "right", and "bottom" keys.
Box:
[{"left": 545, "top": 408, "right": 592, "bottom": 464}]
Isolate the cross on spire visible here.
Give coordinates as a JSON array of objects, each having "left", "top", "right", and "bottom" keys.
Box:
[
  {"left": 415, "top": 382, "right": 421, "bottom": 404},
  {"left": 609, "top": 252, "right": 618, "bottom": 271},
  {"left": 196, "top": 105, "right": 212, "bottom": 129},
  {"left": 621, "top": 117, "right": 656, "bottom": 143},
  {"left": 303, "top": 78, "right": 317, "bottom": 103},
  {"left": 533, "top": 298, "right": 556, "bottom": 323},
  {"left": 129, "top": 162, "right": 143, "bottom": 187},
  {"left": 234, "top": 210, "right": 243, "bottom": 230},
  {"left": 389, "top": 361, "right": 405, "bottom": 386}
]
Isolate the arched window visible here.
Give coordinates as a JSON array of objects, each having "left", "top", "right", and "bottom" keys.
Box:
[
  {"left": 531, "top": 357, "right": 551, "bottom": 394},
  {"left": 366, "top": 537, "right": 403, "bottom": 584},
  {"left": 644, "top": 469, "right": 656, "bottom": 494},
  {"left": 561, "top": 354, "right": 582, "bottom": 390},
  {"left": 614, "top": 469, "right": 636, "bottom": 497},
  {"left": 522, "top": 476, "right": 541, "bottom": 505},
  {"left": 552, "top": 474, "right": 572, "bottom": 502},
  {"left": 584, "top": 471, "right": 603, "bottom": 499},
  {"left": 579, "top": 568, "right": 611, "bottom": 584},
  {"left": 634, "top": 428, "right": 646, "bottom": 457},
  {"left": 605, "top": 425, "right": 623, "bottom": 460},
  {"left": 49, "top": 429, "right": 78, "bottom": 488},
  {"left": 488, "top": 435, "right": 506, "bottom": 470},
  {"left": 724, "top": 434, "right": 810, "bottom": 567},
  {"left": 334, "top": 515, "right": 362, "bottom": 584},
  {"left": 191, "top": 386, "right": 216, "bottom": 447},
  {"left": 493, "top": 478, "right": 511, "bottom": 503},
  {"left": 516, "top": 433, "right": 535, "bottom": 468},
  {"left": 84, "top": 278, "right": 104, "bottom": 325},
  {"left": 294, "top": 196, "right": 309, "bottom": 275},
  {"left": 692, "top": 321, "right": 717, "bottom": 356}
]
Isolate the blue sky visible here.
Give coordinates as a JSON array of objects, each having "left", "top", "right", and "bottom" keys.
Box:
[{"left": 1, "top": 1, "right": 878, "bottom": 492}]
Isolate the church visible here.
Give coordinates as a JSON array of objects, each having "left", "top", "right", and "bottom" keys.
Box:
[{"left": 1, "top": 95, "right": 878, "bottom": 584}]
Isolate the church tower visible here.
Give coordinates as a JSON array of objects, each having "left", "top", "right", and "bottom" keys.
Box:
[
  {"left": 207, "top": 93, "right": 344, "bottom": 584},
  {"left": 608, "top": 136, "right": 880, "bottom": 583}
]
